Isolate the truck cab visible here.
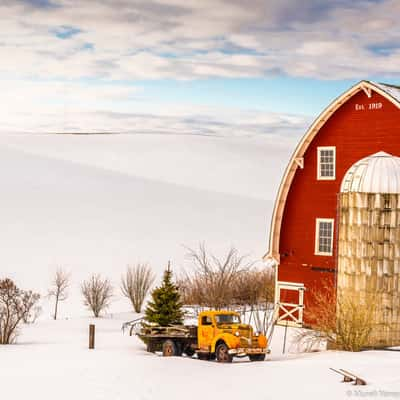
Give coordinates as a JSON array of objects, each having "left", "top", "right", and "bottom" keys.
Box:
[{"left": 197, "top": 310, "right": 268, "bottom": 362}]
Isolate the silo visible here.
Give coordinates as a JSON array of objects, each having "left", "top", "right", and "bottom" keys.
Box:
[{"left": 338, "top": 151, "right": 400, "bottom": 347}]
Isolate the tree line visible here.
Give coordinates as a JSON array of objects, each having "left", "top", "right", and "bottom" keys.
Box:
[{"left": 0, "top": 245, "right": 275, "bottom": 344}]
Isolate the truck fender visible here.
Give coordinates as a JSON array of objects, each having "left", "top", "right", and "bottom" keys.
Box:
[{"left": 211, "top": 333, "right": 240, "bottom": 353}]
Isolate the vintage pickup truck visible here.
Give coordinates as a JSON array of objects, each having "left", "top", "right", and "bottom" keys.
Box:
[{"left": 137, "top": 310, "right": 269, "bottom": 363}]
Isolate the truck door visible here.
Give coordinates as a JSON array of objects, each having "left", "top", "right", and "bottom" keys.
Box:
[{"left": 198, "top": 315, "right": 214, "bottom": 351}]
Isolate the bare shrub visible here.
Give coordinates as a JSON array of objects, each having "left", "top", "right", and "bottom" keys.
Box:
[
  {"left": 233, "top": 269, "right": 274, "bottom": 307},
  {"left": 232, "top": 268, "right": 275, "bottom": 334},
  {"left": 48, "top": 268, "right": 70, "bottom": 320},
  {"left": 180, "top": 244, "right": 254, "bottom": 309},
  {"left": 294, "top": 282, "right": 377, "bottom": 352},
  {"left": 0, "top": 278, "right": 40, "bottom": 344},
  {"left": 121, "top": 264, "right": 155, "bottom": 313},
  {"left": 335, "top": 290, "right": 379, "bottom": 351},
  {"left": 25, "top": 305, "right": 42, "bottom": 324},
  {"left": 81, "top": 274, "right": 113, "bottom": 317}
]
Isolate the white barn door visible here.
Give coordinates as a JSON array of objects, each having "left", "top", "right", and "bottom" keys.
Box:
[{"left": 276, "top": 281, "right": 305, "bottom": 327}]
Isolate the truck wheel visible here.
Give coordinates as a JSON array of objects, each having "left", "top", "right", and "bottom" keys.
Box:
[
  {"left": 249, "top": 354, "right": 266, "bottom": 361},
  {"left": 162, "top": 340, "right": 178, "bottom": 357},
  {"left": 216, "top": 343, "right": 233, "bottom": 363}
]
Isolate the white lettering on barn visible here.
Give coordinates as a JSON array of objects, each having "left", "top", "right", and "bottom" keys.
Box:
[{"left": 355, "top": 102, "right": 383, "bottom": 111}]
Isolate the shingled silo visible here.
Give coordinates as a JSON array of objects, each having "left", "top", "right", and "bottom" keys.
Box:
[{"left": 338, "top": 151, "right": 400, "bottom": 347}]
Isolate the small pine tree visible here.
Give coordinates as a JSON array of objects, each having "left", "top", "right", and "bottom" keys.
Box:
[{"left": 145, "top": 263, "right": 183, "bottom": 326}]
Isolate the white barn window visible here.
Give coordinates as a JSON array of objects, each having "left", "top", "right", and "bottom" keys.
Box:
[
  {"left": 315, "top": 218, "right": 334, "bottom": 256},
  {"left": 317, "top": 146, "right": 336, "bottom": 180}
]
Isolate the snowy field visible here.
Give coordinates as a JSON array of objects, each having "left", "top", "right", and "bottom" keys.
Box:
[
  {"left": 1, "top": 314, "right": 400, "bottom": 400},
  {"left": 1, "top": 132, "right": 399, "bottom": 400},
  {"left": 0, "top": 132, "right": 291, "bottom": 316}
]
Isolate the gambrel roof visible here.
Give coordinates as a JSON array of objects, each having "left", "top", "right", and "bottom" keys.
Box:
[
  {"left": 374, "top": 82, "right": 400, "bottom": 104},
  {"left": 264, "top": 80, "right": 400, "bottom": 265}
]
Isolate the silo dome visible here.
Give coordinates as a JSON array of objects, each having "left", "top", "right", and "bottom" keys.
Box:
[{"left": 341, "top": 151, "right": 400, "bottom": 193}]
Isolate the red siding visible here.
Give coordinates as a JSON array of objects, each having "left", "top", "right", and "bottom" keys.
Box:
[{"left": 278, "top": 90, "right": 400, "bottom": 324}]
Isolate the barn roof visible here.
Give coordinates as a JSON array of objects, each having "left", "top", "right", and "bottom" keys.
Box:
[
  {"left": 264, "top": 80, "right": 400, "bottom": 264},
  {"left": 341, "top": 151, "right": 400, "bottom": 194},
  {"left": 374, "top": 82, "right": 400, "bottom": 104}
]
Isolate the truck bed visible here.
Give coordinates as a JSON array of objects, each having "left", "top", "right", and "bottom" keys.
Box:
[
  {"left": 137, "top": 324, "right": 198, "bottom": 354},
  {"left": 138, "top": 324, "right": 197, "bottom": 339}
]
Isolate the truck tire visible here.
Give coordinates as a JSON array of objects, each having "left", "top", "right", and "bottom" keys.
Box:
[
  {"left": 162, "top": 340, "right": 179, "bottom": 357},
  {"left": 216, "top": 343, "right": 233, "bottom": 363},
  {"left": 249, "top": 354, "right": 266, "bottom": 361}
]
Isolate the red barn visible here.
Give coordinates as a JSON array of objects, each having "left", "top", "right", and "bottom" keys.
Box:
[{"left": 264, "top": 80, "right": 400, "bottom": 328}]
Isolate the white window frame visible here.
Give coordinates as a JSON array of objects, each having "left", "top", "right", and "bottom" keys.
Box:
[
  {"left": 317, "top": 146, "right": 336, "bottom": 180},
  {"left": 315, "top": 218, "right": 334, "bottom": 256}
]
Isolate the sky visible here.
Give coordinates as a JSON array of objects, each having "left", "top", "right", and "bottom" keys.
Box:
[{"left": 2, "top": 0, "right": 400, "bottom": 137}]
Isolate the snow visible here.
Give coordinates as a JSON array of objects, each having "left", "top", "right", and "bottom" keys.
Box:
[
  {"left": 1, "top": 314, "right": 399, "bottom": 400},
  {"left": 0, "top": 133, "right": 290, "bottom": 317},
  {"left": 1, "top": 132, "right": 399, "bottom": 399},
  {"left": 373, "top": 82, "right": 400, "bottom": 105},
  {"left": 0, "top": 133, "right": 291, "bottom": 201}
]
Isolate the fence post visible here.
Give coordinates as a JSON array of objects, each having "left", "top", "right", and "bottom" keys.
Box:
[
  {"left": 282, "top": 320, "right": 288, "bottom": 354},
  {"left": 89, "top": 324, "right": 95, "bottom": 349}
]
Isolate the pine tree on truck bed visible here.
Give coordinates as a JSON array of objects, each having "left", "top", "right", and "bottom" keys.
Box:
[{"left": 145, "top": 263, "right": 183, "bottom": 326}]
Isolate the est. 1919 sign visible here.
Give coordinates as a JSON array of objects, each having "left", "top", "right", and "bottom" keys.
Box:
[{"left": 355, "top": 102, "right": 383, "bottom": 111}]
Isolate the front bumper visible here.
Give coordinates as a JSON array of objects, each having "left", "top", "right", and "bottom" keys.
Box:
[{"left": 228, "top": 347, "right": 270, "bottom": 355}]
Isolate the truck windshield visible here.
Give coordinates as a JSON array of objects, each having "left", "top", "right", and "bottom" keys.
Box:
[{"left": 215, "top": 314, "right": 241, "bottom": 325}]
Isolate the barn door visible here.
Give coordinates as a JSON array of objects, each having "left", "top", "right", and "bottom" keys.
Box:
[{"left": 276, "top": 281, "right": 305, "bottom": 327}]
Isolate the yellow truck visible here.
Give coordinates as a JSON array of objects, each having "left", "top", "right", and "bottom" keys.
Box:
[{"left": 137, "top": 310, "right": 269, "bottom": 363}]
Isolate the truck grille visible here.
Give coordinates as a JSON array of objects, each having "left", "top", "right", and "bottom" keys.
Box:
[
  {"left": 238, "top": 327, "right": 250, "bottom": 336},
  {"left": 240, "top": 337, "right": 251, "bottom": 347}
]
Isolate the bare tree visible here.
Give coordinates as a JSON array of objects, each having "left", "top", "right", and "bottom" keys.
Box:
[
  {"left": 232, "top": 269, "right": 274, "bottom": 307},
  {"left": 180, "top": 244, "right": 254, "bottom": 309},
  {"left": 81, "top": 274, "right": 113, "bottom": 317},
  {"left": 24, "top": 304, "right": 42, "bottom": 324},
  {"left": 48, "top": 268, "right": 70, "bottom": 320},
  {"left": 232, "top": 268, "right": 275, "bottom": 334},
  {"left": 0, "top": 278, "right": 40, "bottom": 344},
  {"left": 121, "top": 264, "right": 155, "bottom": 313}
]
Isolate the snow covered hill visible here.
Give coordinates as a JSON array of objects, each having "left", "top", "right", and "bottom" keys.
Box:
[
  {"left": 0, "top": 132, "right": 292, "bottom": 200},
  {"left": 0, "top": 133, "right": 290, "bottom": 316}
]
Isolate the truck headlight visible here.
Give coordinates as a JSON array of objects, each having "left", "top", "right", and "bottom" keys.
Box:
[
  {"left": 255, "top": 331, "right": 260, "bottom": 337},
  {"left": 235, "top": 331, "right": 240, "bottom": 337}
]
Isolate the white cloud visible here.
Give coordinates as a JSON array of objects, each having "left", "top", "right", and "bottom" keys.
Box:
[
  {"left": 2, "top": 0, "right": 400, "bottom": 81},
  {"left": 1, "top": 0, "right": 400, "bottom": 133},
  {"left": 0, "top": 77, "right": 310, "bottom": 136}
]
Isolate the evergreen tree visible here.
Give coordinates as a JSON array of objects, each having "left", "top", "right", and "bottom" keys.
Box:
[{"left": 144, "top": 263, "right": 183, "bottom": 326}]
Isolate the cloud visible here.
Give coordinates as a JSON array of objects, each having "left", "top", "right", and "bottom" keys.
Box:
[
  {"left": 1, "top": 0, "right": 399, "bottom": 134},
  {"left": 0, "top": 78, "right": 310, "bottom": 137},
  {"left": 1, "top": 0, "right": 400, "bottom": 81}
]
